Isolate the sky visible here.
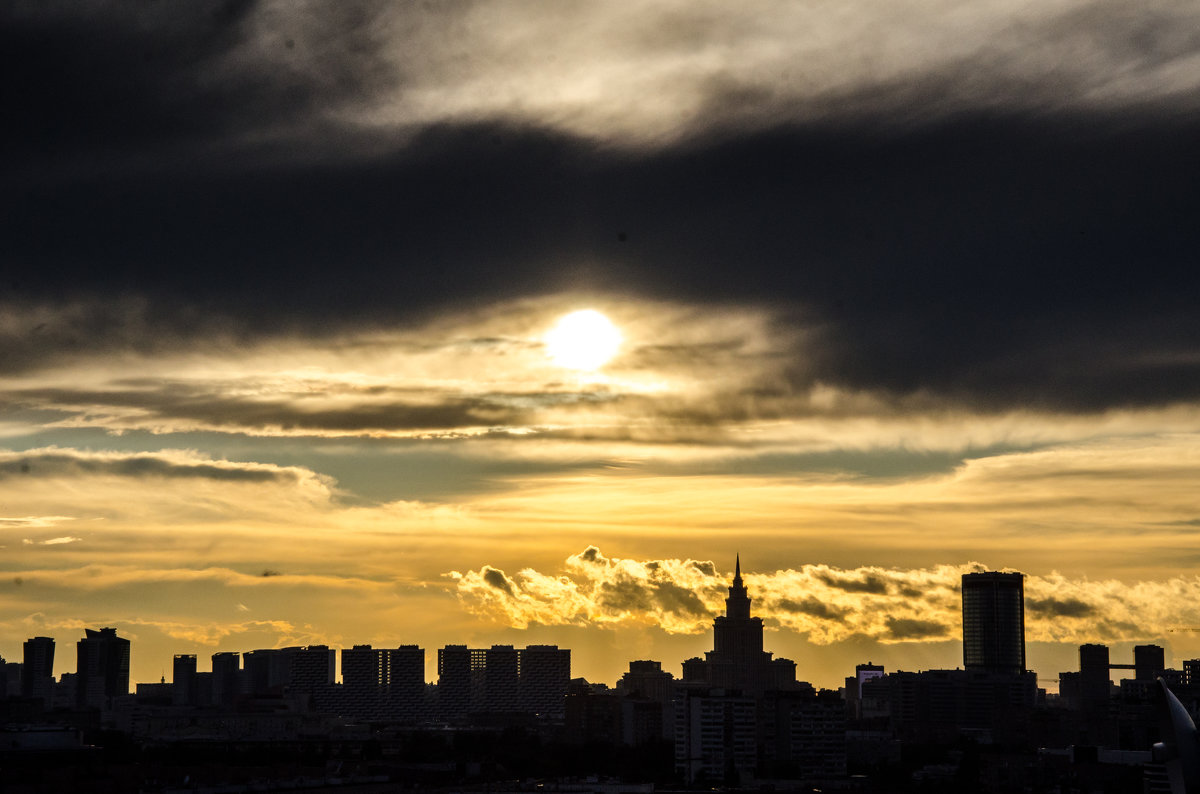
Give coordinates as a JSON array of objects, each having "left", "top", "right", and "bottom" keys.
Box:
[{"left": 3, "top": 0, "right": 1200, "bottom": 692}]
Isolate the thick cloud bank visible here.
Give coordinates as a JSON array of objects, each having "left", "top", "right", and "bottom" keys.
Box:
[{"left": 452, "top": 547, "right": 1200, "bottom": 645}]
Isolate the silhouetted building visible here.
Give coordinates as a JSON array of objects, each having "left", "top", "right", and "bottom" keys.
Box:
[
  {"left": 675, "top": 685, "right": 757, "bottom": 784},
  {"left": 1079, "top": 643, "right": 1113, "bottom": 714},
  {"left": 1134, "top": 644, "right": 1165, "bottom": 682},
  {"left": 858, "top": 667, "right": 1036, "bottom": 746},
  {"left": 240, "top": 646, "right": 331, "bottom": 697},
  {"left": 518, "top": 644, "right": 570, "bottom": 720},
  {"left": 761, "top": 688, "right": 847, "bottom": 782},
  {"left": 682, "top": 556, "right": 798, "bottom": 696},
  {"left": 434, "top": 643, "right": 564, "bottom": 724},
  {"left": 22, "top": 636, "right": 55, "bottom": 704},
  {"left": 341, "top": 644, "right": 426, "bottom": 722},
  {"left": 172, "top": 654, "right": 197, "bottom": 706},
  {"left": 211, "top": 651, "right": 240, "bottom": 705},
  {"left": 962, "top": 571, "right": 1026, "bottom": 674},
  {"left": 619, "top": 660, "right": 674, "bottom": 702},
  {"left": 243, "top": 648, "right": 288, "bottom": 696},
  {"left": 287, "top": 646, "right": 335, "bottom": 693},
  {"left": 479, "top": 644, "right": 519, "bottom": 713},
  {"left": 0, "top": 656, "right": 20, "bottom": 698},
  {"left": 565, "top": 678, "right": 622, "bottom": 744},
  {"left": 845, "top": 662, "right": 885, "bottom": 720},
  {"left": 1184, "top": 659, "right": 1200, "bottom": 687},
  {"left": 436, "top": 644, "right": 472, "bottom": 722},
  {"left": 617, "top": 660, "right": 676, "bottom": 744},
  {"left": 76, "top": 627, "right": 130, "bottom": 708},
  {"left": 135, "top": 677, "right": 173, "bottom": 705},
  {"left": 390, "top": 645, "right": 426, "bottom": 694}
]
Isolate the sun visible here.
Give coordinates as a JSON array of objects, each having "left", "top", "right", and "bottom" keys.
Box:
[{"left": 544, "top": 310, "right": 622, "bottom": 371}]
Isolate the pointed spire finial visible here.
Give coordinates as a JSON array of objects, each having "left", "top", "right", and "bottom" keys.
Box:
[{"left": 725, "top": 553, "right": 750, "bottom": 618}]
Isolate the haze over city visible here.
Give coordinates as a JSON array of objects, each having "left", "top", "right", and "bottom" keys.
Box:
[{"left": 4, "top": 0, "right": 1200, "bottom": 694}]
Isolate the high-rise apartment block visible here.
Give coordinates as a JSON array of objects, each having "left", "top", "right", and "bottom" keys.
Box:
[
  {"left": 435, "top": 643, "right": 570, "bottom": 723},
  {"left": 341, "top": 644, "right": 427, "bottom": 721},
  {"left": 172, "top": 654, "right": 197, "bottom": 706},
  {"left": 22, "top": 636, "right": 55, "bottom": 704},
  {"left": 1134, "top": 644, "right": 1165, "bottom": 682},
  {"left": 76, "top": 627, "right": 130, "bottom": 708},
  {"left": 211, "top": 652, "right": 240, "bottom": 706},
  {"left": 287, "top": 646, "right": 335, "bottom": 693},
  {"left": 519, "top": 645, "right": 570, "bottom": 720},
  {"left": 675, "top": 689, "right": 758, "bottom": 784}
]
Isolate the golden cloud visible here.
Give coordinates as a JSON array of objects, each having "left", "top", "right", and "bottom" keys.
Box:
[{"left": 452, "top": 547, "right": 1200, "bottom": 646}]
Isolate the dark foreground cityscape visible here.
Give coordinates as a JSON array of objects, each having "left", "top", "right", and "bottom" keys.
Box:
[{"left": 2, "top": 560, "right": 1196, "bottom": 793}]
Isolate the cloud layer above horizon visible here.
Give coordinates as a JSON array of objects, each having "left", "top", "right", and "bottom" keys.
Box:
[
  {"left": 3, "top": 1, "right": 1200, "bottom": 686},
  {"left": 452, "top": 546, "right": 1200, "bottom": 647}
]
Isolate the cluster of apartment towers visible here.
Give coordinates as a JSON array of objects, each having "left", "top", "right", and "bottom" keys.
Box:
[{"left": 11, "top": 632, "right": 573, "bottom": 724}]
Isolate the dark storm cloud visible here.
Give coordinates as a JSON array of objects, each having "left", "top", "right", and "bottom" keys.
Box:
[
  {"left": 6, "top": 116, "right": 1198, "bottom": 414},
  {"left": 4, "top": 1, "right": 264, "bottom": 171},
  {"left": 5, "top": 4, "right": 1200, "bottom": 415},
  {"left": 1, "top": 0, "right": 381, "bottom": 170}
]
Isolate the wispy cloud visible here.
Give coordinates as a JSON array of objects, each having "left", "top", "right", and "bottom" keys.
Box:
[
  {"left": 4, "top": 564, "right": 396, "bottom": 593},
  {"left": 0, "top": 448, "right": 321, "bottom": 485},
  {"left": 22, "top": 0, "right": 1196, "bottom": 155},
  {"left": 0, "top": 516, "right": 74, "bottom": 528}
]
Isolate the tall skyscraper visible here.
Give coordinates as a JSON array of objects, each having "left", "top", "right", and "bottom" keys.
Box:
[
  {"left": 211, "top": 651, "right": 240, "bottom": 705},
  {"left": 961, "top": 571, "right": 1026, "bottom": 675},
  {"left": 76, "top": 627, "right": 130, "bottom": 708},
  {"left": 172, "top": 654, "right": 197, "bottom": 706},
  {"left": 519, "top": 644, "right": 570, "bottom": 720},
  {"left": 1134, "top": 644, "right": 1165, "bottom": 681},
  {"left": 1079, "top": 643, "right": 1113, "bottom": 714},
  {"left": 389, "top": 645, "right": 426, "bottom": 695},
  {"left": 22, "top": 636, "right": 55, "bottom": 703},
  {"left": 437, "top": 644, "right": 472, "bottom": 722},
  {"left": 479, "top": 644, "right": 520, "bottom": 713}
]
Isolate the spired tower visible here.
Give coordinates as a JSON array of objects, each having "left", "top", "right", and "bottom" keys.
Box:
[
  {"left": 712, "top": 556, "right": 766, "bottom": 676},
  {"left": 683, "top": 556, "right": 797, "bottom": 695}
]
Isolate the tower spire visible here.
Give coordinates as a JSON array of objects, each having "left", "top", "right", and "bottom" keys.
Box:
[{"left": 725, "top": 555, "right": 751, "bottom": 619}]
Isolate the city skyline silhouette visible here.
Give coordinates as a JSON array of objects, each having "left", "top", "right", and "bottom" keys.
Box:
[
  {"left": 3, "top": 1, "right": 1200, "bottom": 790},
  {"left": 6, "top": 559, "right": 1196, "bottom": 791}
]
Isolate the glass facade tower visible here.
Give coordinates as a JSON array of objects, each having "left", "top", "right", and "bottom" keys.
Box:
[{"left": 961, "top": 571, "right": 1025, "bottom": 675}]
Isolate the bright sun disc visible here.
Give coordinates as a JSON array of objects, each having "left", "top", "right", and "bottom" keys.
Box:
[{"left": 545, "top": 310, "right": 622, "bottom": 371}]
